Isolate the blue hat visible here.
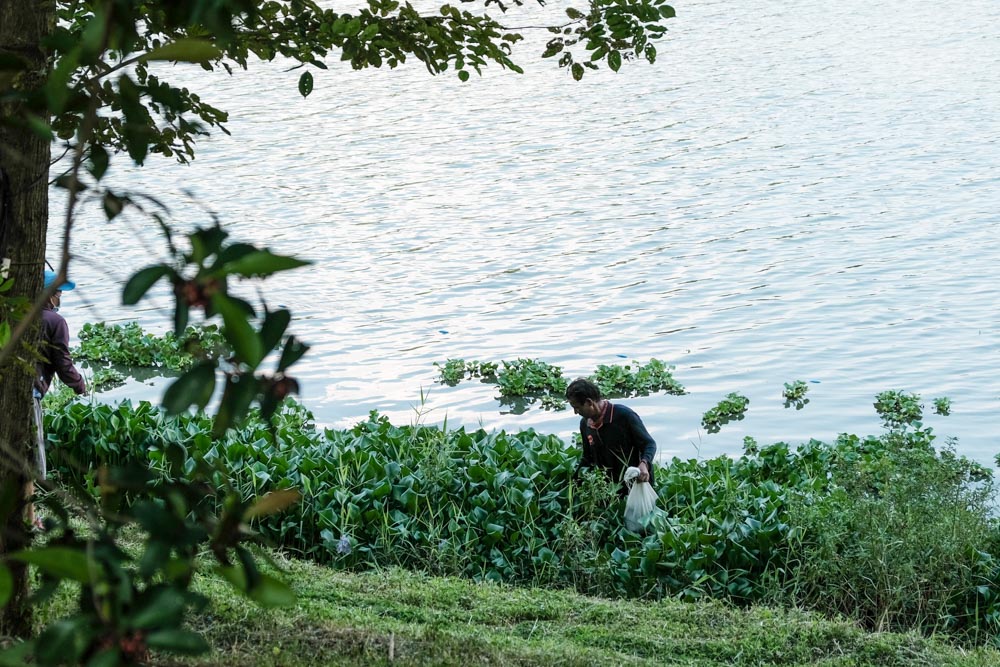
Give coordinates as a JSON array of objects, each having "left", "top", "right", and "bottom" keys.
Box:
[{"left": 43, "top": 270, "right": 76, "bottom": 291}]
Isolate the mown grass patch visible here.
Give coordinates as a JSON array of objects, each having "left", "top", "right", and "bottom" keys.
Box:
[{"left": 126, "top": 558, "right": 1000, "bottom": 666}]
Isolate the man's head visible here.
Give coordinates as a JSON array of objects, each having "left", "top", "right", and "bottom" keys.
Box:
[
  {"left": 566, "top": 378, "right": 603, "bottom": 419},
  {"left": 43, "top": 270, "right": 76, "bottom": 310}
]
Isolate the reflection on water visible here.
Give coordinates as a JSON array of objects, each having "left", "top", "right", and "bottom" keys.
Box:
[{"left": 53, "top": 0, "right": 1000, "bottom": 465}]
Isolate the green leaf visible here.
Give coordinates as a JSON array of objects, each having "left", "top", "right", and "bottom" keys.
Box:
[
  {"left": 277, "top": 335, "right": 310, "bottom": 373},
  {"left": 0, "top": 641, "right": 34, "bottom": 667},
  {"left": 25, "top": 115, "right": 53, "bottom": 141},
  {"left": 249, "top": 574, "right": 296, "bottom": 608},
  {"left": 146, "top": 39, "right": 222, "bottom": 63},
  {"left": 213, "top": 294, "right": 264, "bottom": 366},
  {"left": 0, "top": 563, "right": 11, "bottom": 607},
  {"left": 608, "top": 50, "right": 622, "bottom": 72},
  {"left": 122, "top": 265, "right": 171, "bottom": 305},
  {"left": 130, "top": 588, "right": 187, "bottom": 629},
  {"left": 566, "top": 7, "right": 585, "bottom": 19},
  {"left": 35, "top": 618, "right": 92, "bottom": 665},
  {"left": 162, "top": 361, "right": 217, "bottom": 415},
  {"left": 46, "top": 47, "right": 80, "bottom": 114},
  {"left": 215, "top": 242, "right": 257, "bottom": 266},
  {"left": 458, "top": 70, "right": 470, "bottom": 82},
  {"left": 213, "top": 373, "right": 260, "bottom": 437},
  {"left": 223, "top": 250, "right": 310, "bottom": 278},
  {"left": 659, "top": 5, "right": 677, "bottom": 19},
  {"left": 571, "top": 63, "right": 584, "bottom": 81},
  {"left": 174, "top": 301, "right": 190, "bottom": 338},
  {"left": 88, "top": 145, "right": 109, "bottom": 181},
  {"left": 146, "top": 628, "right": 210, "bottom": 656},
  {"left": 85, "top": 648, "right": 122, "bottom": 667},
  {"left": 259, "top": 309, "right": 291, "bottom": 353},
  {"left": 11, "top": 547, "right": 93, "bottom": 582},
  {"left": 0, "top": 321, "right": 10, "bottom": 347},
  {"left": 102, "top": 191, "right": 126, "bottom": 220},
  {"left": 298, "top": 71, "right": 314, "bottom": 98}
]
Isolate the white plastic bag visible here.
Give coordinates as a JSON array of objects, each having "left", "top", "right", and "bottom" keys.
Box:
[{"left": 623, "top": 466, "right": 659, "bottom": 533}]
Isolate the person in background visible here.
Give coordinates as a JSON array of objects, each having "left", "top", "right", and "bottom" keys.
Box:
[
  {"left": 28, "top": 269, "right": 87, "bottom": 529},
  {"left": 565, "top": 377, "right": 656, "bottom": 496}
]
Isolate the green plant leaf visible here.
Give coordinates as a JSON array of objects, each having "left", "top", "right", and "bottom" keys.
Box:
[
  {"left": 0, "top": 641, "right": 34, "bottom": 667},
  {"left": 146, "top": 39, "right": 222, "bottom": 63},
  {"left": 213, "top": 294, "right": 264, "bottom": 366},
  {"left": 608, "top": 50, "right": 622, "bottom": 72},
  {"left": 213, "top": 373, "right": 260, "bottom": 437},
  {"left": 122, "top": 264, "right": 171, "bottom": 305},
  {"left": 85, "top": 648, "right": 122, "bottom": 667},
  {"left": 277, "top": 335, "right": 309, "bottom": 372},
  {"left": 146, "top": 628, "right": 210, "bottom": 655},
  {"left": 35, "top": 618, "right": 92, "bottom": 665},
  {"left": 222, "top": 250, "right": 310, "bottom": 278},
  {"left": 298, "top": 70, "right": 314, "bottom": 97},
  {"left": 259, "top": 309, "right": 291, "bottom": 354},
  {"left": 11, "top": 547, "right": 93, "bottom": 582},
  {"left": 130, "top": 588, "right": 187, "bottom": 629},
  {"left": 162, "top": 360, "right": 217, "bottom": 415}
]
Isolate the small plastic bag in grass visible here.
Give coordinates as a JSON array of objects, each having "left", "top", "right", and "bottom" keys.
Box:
[{"left": 623, "top": 466, "right": 659, "bottom": 533}]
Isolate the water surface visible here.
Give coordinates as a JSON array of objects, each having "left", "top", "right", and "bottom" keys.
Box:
[{"left": 52, "top": 0, "right": 1000, "bottom": 465}]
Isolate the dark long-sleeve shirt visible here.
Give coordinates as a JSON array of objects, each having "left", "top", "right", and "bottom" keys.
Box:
[
  {"left": 35, "top": 306, "right": 86, "bottom": 396},
  {"left": 577, "top": 402, "right": 656, "bottom": 493}
]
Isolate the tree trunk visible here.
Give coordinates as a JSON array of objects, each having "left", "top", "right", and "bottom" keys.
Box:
[{"left": 0, "top": 0, "right": 55, "bottom": 639}]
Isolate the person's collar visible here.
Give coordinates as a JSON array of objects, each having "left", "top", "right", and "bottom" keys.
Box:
[{"left": 587, "top": 400, "right": 613, "bottom": 429}]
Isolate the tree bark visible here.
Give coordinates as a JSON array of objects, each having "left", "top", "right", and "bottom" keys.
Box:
[{"left": 0, "top": 0, "right": 55, "bottom": 639}]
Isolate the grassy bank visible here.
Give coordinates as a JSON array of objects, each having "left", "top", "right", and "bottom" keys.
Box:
[{"left": 56, "top": 552, "right": 991, "bottom": 667}]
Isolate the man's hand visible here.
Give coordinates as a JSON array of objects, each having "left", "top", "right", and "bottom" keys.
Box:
[{"left": 637, "top": 460, "right": 650, "bottom": 483}]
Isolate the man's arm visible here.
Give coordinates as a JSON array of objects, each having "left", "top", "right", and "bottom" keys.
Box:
[
  {"left": 47, "top": 316, "right": 87, "bottom": 394},
  {"left": 625, "top": 409, "right": 656, "bottom": 482},
  {"left": 574, "top": 422, "right": 594, "bottom": 478}
]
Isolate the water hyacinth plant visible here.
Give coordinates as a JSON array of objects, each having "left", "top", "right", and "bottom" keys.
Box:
[
  {"left": 874, "top": 390, "right": 923, "bottom": 428},
  {"left": 41, "top": 395, "right": 1000, "bottom": 644},
  {"left": 434, "top": 357, "right": 686, "bottom": 411},
  {"left": 701, "top": 392, "right": 750, "bottom": 433},
  {"left": 74, "top": 321, "right": 228, "bottom": 371}
]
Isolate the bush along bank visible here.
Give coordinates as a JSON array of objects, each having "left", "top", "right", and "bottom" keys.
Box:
[{"left": 44, "top": 399, "right": 1000, "bottom": 646}]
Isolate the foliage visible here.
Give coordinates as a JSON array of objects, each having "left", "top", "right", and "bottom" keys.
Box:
[
  {"left": 934, "top": 396, "right": 953, "bottom": 416},
  {"left": 91, "top": 367, "right": 126, "bottom": 391},
  {"left": 590, "top": 358, "right": 686, "bottom": 398},
  {"left": 1, "top": 0, "right": 676, "bottom": 657},
  {"left": 496, "top": 358, "right": 567, "bottom": 398},
  {"left": 433, "top": 358, "right": 497, "bottom": 386},
  {"left": 75, "top": 322, "right": 228, "bottom": 372},
  {"left": 874, "top": 390, "right": 924, "bottom": 428},
  {"left": 782, "top": 380, "right": 809, "bottom": 410},
  {"left": 0, "top": 225, "right": 310, "bottom": 665},
  {"left": 781, "top": 430, "right": 1000, "bottom": 643},
  {"left": 40, "top": 394, "right": 1000, "bottom": 645},
  {"left": 435, "top": 357, "right": 685, "bottom": 411},
  {"left": 3, "top": 462, "right": 298, "bottom": 666},
  {"left": 781, "top": 381, "right": 809, "bottom": 401},
  {"left": 701, "top": 392, "right": 750, "bottom": 434},
  {"left": 2, "top": 0, "right": 675, "bottom": 179},
  {"left": 40, "top": 383, "right": 78, "bottom": 412}
]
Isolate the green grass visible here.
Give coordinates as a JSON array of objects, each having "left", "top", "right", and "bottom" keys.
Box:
[{"left": 78, "top": 553, "right": 998, "bottom": 667}]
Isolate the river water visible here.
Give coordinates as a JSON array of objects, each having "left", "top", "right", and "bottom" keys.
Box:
[{"left": 50, "top": 0, "right": 1000, "bottom": 466}]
